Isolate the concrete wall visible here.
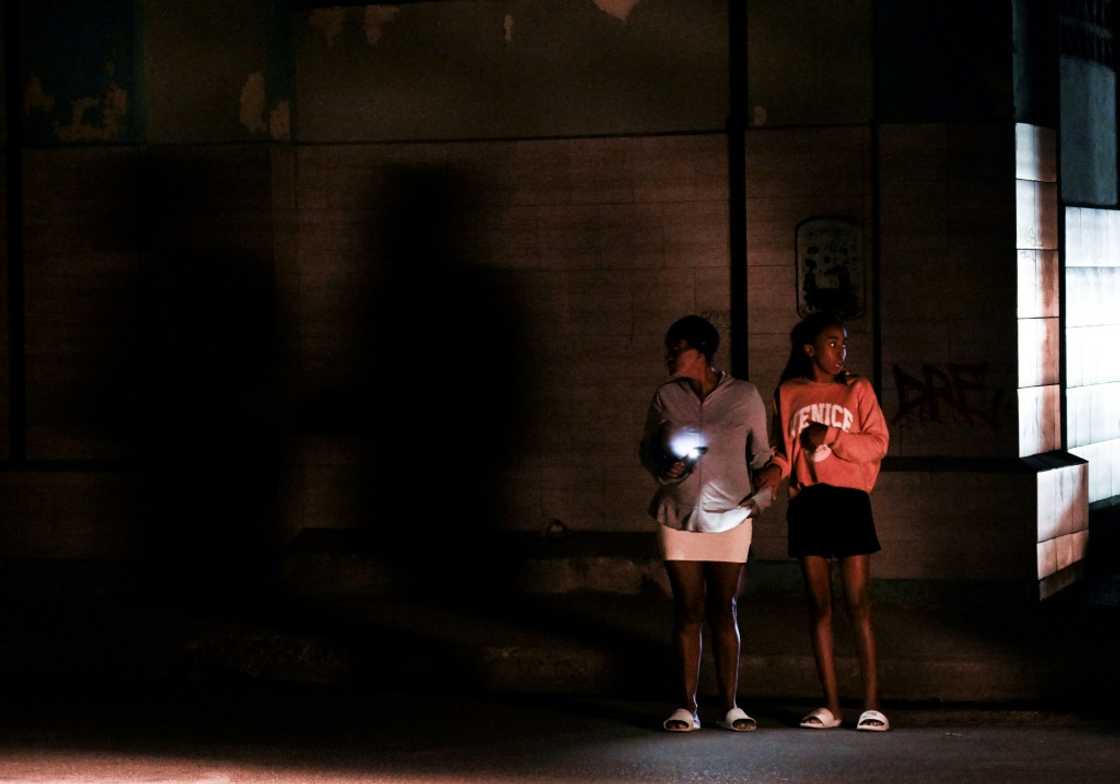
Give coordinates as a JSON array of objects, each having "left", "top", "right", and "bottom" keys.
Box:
[
  {"left": 141, "top": 0, "right": 280, "bottom": 143},
  {"left": 1, "top": 0, "right": 1096, "bottom": 590},
  {"left": 1059, "top": 0, "right": 1117, "bottom": 206},
  {"left": 879, "top": 123, "right": 1018, "bottom": 458},
  {"left": 280, "top": 135, "right": 731, "bottom": 535},
  {"left": 0, "top": 152, "right": 7, "bottom": 460},
  {"left": 747, "top": 0, "right": 871, "bottom": 127},
  {"left": 293, "top": 1, "right": 728, "bottom": 140},
  {"left": 5, "top": 0, "right": 735, "bottom": 556},
  {"left": 1015, "top": 124, "right": 1061, "bottom": 457}
]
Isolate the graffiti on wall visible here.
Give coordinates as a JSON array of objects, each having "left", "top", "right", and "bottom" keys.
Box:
[{"left": 890, "top": 362, "right": 1009, "bottom": 430}]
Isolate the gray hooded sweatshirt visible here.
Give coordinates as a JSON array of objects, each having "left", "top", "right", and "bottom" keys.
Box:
[{"left": 640, "top": 371, "right": 773, "bottom": 533}]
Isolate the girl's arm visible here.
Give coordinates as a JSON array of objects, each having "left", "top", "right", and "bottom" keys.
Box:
[{"left": 825, "top": 379, "right": 889, "bottom": 463}]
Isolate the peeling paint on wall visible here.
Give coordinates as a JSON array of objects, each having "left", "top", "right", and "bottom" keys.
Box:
[
  {"left": 240, "top": 72, "right": 290, "bottom": 141},
  {"left": 55, "top": 81, "right": 128, "bottom": 142},
  {"left": 295, "top": 0, "right": 728, "bottom": 140},
  {"left": 310, "top": 5, "right": 400, "bottom": 48},
  {"left": 24, "top": 76, "right": 57, "bottom": 115},
  {"left": 364, "top": 6, "right": 400, "bottom": 45},
  {"left": 593, "top": 0, "right": 641, "bottom": 23},
  {"left": 311, "top": 5, "right": 403, "bottom": 48},
  {"left": 22, "top": 1, "right": 137, "bottom": 144},
  {"left": 240, "top": 71, "right": 268, "bottom": 134},
  {"left": 309, "top": 8, "right": 347, "bottom": 47}
]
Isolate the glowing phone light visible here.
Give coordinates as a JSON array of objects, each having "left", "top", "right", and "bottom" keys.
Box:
[{"left": 669, "top": 430, "right": 707, "bottom": 460}]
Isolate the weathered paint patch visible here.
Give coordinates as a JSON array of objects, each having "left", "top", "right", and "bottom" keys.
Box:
[
  {"left": 593, "top": 0, "right": 641, "bottom": 23},
  {"left": 22, "top": 0, "right": 136, "bottom": 143},
  {"left": 240, "top": 71, "right": 268, "bottom": 134},
  {"left": 24, "top": 76, "right": 56, "bottom": 114},
  {"left": 504, "top": 14, "right": 514, "bottom": 43},
  {"left": 269, "top": 100, "right": 291, "bottom": 141},
  {"left": 364, "top": 6, "right": 400, "bottom": 45},
  {"left": 310, "top": 5, "right": 400, "bottom": 48},
  {"left": 55, "top": 81, "right": 128, "bottom": 142},
  {"left": 309, "top": 8, "right": 347, "bottom": 47}
]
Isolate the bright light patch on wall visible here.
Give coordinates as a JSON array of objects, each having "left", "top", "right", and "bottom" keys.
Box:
[{"left": 1066, "top": 206, "right": 1120, "bottom": 504}]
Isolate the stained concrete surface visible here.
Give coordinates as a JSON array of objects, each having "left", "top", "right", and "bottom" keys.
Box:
[
  {"left": 3, "top": 534, "right": 1120, "bottom": 704},
  {"left": 0, "top": 692, "right": 1118, "bottom": 783}
]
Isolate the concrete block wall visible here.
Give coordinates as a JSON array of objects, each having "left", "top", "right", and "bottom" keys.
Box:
[
  {"left": 3, "top": 0, "right": 1095, "bottom": 593},
  {"left": 1033, "top": 457, "right": 1089, "bottom": 598},
  {"left": 1015, "top": 124, "right": 1061, "bottom": 457},
  {"left": 4, "top": 0, "right": 738, "bottom": 554},
  {"left": 141, "top": 0, "right": 278, "bottom": 144},
  {"left": 21, "top": 145, "right": 276, "bottom": 463},
  {"left": 746, "top": 0, "right": 871, "bottom": 127},
  {"left": 292, "top": 1, "right": 728, "bottom": 141},
  {"left": 0, "top": 473, "right": 143, "bottom": 559},
  {"left": 1012, "top": 123, "right": 1090, "bottom": 595},
  {"left": 279, "top": 134, "right": 732, "bottom": 535},
  {"left": 1066, "top": 206, "right": 1120, "bottom": 503},
  {"left": 1, "top": 152, "right": 7, "bottom": 460},
  {"left": 879, "top": 123, "right": 1018, "bottom": 458},
  {"left": 872, "top": 469, "right": 1036, "bottom": 580},
  {"left": 22, "top": 148, "right": 143, "bottom": 460}
]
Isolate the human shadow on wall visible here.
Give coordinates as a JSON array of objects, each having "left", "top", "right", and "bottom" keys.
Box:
[
  {"left": 301, "top": 165, "right": 532, "bottom": 602},
  {"left": 131, "top": 149, "right": 291, "bottom": 602}
]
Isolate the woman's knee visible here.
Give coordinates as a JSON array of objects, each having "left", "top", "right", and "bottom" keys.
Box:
[{"left": 675, "top": 604, "right": 706, "bottom": 629}]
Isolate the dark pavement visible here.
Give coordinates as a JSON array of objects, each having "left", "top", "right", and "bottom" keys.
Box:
[
  {"left": 1, "top": 692, "right": 1118, "bottom": 783},
  {"left": 0, "top": 507, "right": 1117, "bottom": 780}
]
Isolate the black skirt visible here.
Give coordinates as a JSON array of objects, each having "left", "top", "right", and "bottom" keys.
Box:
[{"left": 787, "top": 484, "right": 881, "bottom": 558}]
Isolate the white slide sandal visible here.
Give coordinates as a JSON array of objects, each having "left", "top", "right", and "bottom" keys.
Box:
[{"left": 663, "top": 708, "right": 700, "bottom": 732}]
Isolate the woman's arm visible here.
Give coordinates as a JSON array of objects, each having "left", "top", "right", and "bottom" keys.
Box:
[
  {"left": 826, "top": 379, "right": 889, "bottom": 463},
  {"left": 639, "top": 392, "right": 686, "bottom": 484},
  {"left": 745, "top": 385, "right": 773, "bottom": 471},
  {"left": 743, "top": 385, "right": 777, "bottom": 510}
]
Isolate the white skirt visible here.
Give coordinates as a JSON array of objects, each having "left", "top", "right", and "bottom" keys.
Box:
[{"left": 658, "top": 519, "right": 752, "bottom": 563}]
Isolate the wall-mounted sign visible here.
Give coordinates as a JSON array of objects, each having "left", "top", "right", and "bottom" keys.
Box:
[{"left": 795, "top": 217, "right": 864, "bottom": 319}]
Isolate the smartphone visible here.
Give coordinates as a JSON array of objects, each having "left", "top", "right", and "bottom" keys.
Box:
[{"left": 683, "top": 445, "right": 708, "bottom": 464}]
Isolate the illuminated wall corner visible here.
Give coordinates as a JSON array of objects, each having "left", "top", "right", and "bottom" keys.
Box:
[
  {"left": 1015, "top": 122, "right": 1091, "bottom": 597},
  {"left": 1066, "top": 207, "right": 1120, "bottom": 504},
  {"left": 1029, "top": 452, "right": 1089, "bottom": 600},
  {"left": 1015, "top": 123, "right": 1060, "bottom": 458}
]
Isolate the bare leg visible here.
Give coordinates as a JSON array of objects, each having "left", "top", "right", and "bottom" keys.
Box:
[
  {"left": 664, "top": 560, "right": 706, "bottom": 725},
  {"left": 801, "top": 555, "right": 840, "bottom": 718},
  {"left": 840, "top": 555, "right": 880, "bottom": 714},
  {"left": 704, "top": 561, "right": 746, "bottom": 719}
]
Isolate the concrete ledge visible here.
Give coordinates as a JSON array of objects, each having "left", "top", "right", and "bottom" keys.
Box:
[{"left": 1, "top": 547, "right": 1115, "bottom": 704}]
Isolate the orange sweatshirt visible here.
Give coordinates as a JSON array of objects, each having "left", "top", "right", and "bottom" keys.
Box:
[{"left": 771, "top": 375, "right": 889, "bottom": 497}]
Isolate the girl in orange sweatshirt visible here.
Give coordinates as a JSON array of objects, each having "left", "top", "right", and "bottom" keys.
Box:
[{"left": 755, "top": 312, "right": 890, "bottom": 732}]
